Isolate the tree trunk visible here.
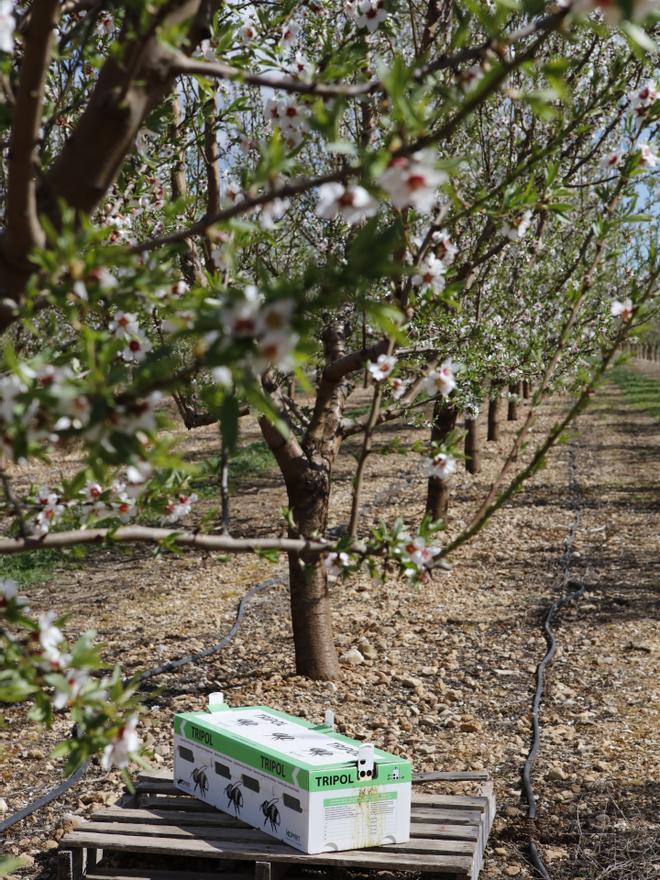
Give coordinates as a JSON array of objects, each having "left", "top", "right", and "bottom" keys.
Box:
[
  {"left": 425, "top": 400, "right": 457, "bottom": 520},
  {"left": 522, "top": 380, "right": 530, "bottom": 399},
  {"left": 487, "top": 396, "right": 501, "bottom": 442},
  {"left": 464, "top": 415, "right": 481, "bottom": 474},
  {"left": 508, "top": 383, "right": 520, "bottom": 421},
  {"left": 285, "top": 468, "right": 339, "bottom": 680}
]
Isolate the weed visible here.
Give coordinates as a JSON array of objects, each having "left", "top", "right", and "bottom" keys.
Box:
[{"left": 608, "top": 366, "right": 660, "bottom": 422}]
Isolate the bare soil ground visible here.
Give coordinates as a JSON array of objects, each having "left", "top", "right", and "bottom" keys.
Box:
[{"left": 1, "top": 361, "right": 658, "bottom": 879}]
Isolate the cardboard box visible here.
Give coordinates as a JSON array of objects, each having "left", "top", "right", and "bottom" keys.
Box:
[{"left": 173, "top": 695, "right": 411, "bottom": 853}]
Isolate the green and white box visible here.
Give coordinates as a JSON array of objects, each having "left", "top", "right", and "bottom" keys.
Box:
[{"left": 173, "top": 696, "right": 411, "bottom": 854}]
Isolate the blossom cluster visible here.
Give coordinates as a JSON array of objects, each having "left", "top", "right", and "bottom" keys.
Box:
[
  {"left": 213, "top": 286, "right": 299, "bottom": 372},
  {"left": 1, "top": 581, "right": 140, "bottom": 770}
]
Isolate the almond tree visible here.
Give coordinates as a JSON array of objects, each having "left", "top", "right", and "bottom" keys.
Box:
[{"left": 0, "top": 0, "right": 657, "bottom": 756}]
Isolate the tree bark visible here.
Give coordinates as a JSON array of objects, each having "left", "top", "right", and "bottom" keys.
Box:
[
  {"left": 487, "top": 396, "right": 501, "bottom": 442},
  {"left": 285, "top": 467, "right": 339, "bottom": 681},
  {"left": 507, "top": 383, "right": 520, "bottom": 421},
  {"left": 522, "top": 380, "right": 530, "bottom": 399},
  {"left": 464, "top": 415, "right": 481, "bottom": 474},
  {"left": 425, "top": 400, "right": 457, "bottom": 519}
]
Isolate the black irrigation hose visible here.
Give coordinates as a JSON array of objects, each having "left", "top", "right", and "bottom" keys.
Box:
[
  {"left": 135, "top": 574, "right": 287, "bottom": 685},
  {"left": 0, "top": 755, "right": 88, "bottom": 835},
  {"left": 521, "top": 442, "right": 588, "bottom": 879},
  {"left": 0, "top": 574, "right": 285, "bottom": 836}
]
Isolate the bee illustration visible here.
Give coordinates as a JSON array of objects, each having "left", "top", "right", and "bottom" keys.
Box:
[
  {"left": 260, "top": 798, "right": 281, "bottom": 832},
  {"left": 331, "top": 742, "right": 358, "bottom": 755},
  {"left": 308, "top": 747, "right": 334, "bottom": 757},
  {"left": 235, "top": 718, "right": 258, "bottom": 726},
  {"left": 271, "top": 732, "right": 295, "bottom": 741},
  {"left": 225, "top": 781, "right": 244, "bottom": 816},
  {"left": 191, "top": 766, "right": 209, "bottom": 798}
]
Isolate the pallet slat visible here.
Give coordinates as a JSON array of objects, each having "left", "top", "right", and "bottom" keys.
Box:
[
  {"left": 89, "top": 809, "right": 480, "bottom": 842},
  {"left": 61, "top": 831, "right": 474, "bottom": 875}
]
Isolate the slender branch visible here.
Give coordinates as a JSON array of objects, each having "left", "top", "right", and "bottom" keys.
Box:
[
  {"left": 0, "top": 527, "right": 328, "bottom": 557},
  {"left": 436, "top": 293, "right": 656, "bottom": 563},
  {"left": 347, "top": 373, "right": 386, "bottom": 540}
]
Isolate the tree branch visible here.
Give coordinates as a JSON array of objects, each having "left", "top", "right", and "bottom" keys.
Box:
[
  {"left": 5, "top": 0, "right": 61, "bottom": 261},
  {"left": 0, "top": 527, "right": 328, "bottom": 557}
]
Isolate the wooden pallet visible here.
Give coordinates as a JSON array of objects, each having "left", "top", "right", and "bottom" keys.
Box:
[{"left": 58, "top": 770, "right": 495, "bottom": 880}]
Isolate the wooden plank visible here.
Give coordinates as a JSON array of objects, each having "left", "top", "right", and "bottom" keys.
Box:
[
  {"left": 77, "top": 821, "right": 276, "bottom": 843},
  {"left": 134, "top": 795, "right": 482, "bottom": 827},
  {"left": 87, "top": 872, "right": 245, "bottom": 880},
  {"left": 91, "top": 807, "right": 249, "bottom": 828},
  {"left": 411, "top": 808, "right": 482, "bottom": 825},
  {"left": 89, "top": 810, "right": 480, "bottom": 842},
  {"left": 73, "top": 822, "right": 476, "bottom": 858},
  {"left": 60, "top": 831, "right": 473, "bottom": 876},
  {"left": 412, "top": 794, "right": 488, "bottom": 811},
  {"left": 412, "top": 771, "right": 489, "bottom": 783}
]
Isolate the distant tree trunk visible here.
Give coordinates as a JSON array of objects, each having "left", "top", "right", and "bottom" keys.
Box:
[
  {"left": 425, "top": 400, "right": 457, "bottom": 519},
  {"left": 285, "top": 467, "right": 339, "bottom": 681},
  {"left": 508, "top": 383, "right": 521, "bottom": 421},
  {"left": 464, "top": 415, "right": 481, "bottom": 474},
  {"left": 522, "top": 380, "right": 530, "bottom": 400},
  {"left": 487, "top": 396, "right": 501, "bottom": 442}
]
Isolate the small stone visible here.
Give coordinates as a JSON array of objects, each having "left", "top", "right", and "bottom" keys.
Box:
[
  {"left": 340, "top": 647, "right": 364, "bottom": 666},
  {"left": 44, "top": 840, "right": 59, "bottom": 850},
  {"left": 547, "top": 767, "right": 566, "bottom": 781},
  {"left": 459, "top": 719, "right": 482, "bottom": 733},
  {"left": 545, "top": 846, "right": 569, "bottom": 862},
  {"left": 0, "top": 798, "right": 7, "bottom": 815},
  {"left": 505, "top": 866, "right": 522, "bottom": 877},
  {"left": 399, "top": 676, "right": 423, "bottom": 689}
]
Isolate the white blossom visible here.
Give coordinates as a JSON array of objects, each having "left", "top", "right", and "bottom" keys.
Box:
[
  {"left": 212, "top": 366, "right": 233, "bottom": 388},
  {"left": 389, "top": 377, "right": 409, "bottom": 400},
  {"left": 38, "top": 611, "right": 65, "bottom": 662},
  {"left": 502, "top": 210, "right": 533, "bottom": 241},
  {"left": 356, "top": 0, "right": 388, "bottom": 32},
  {"left": 53, "top": 668, "right": 91, "bottom": 710},
  {"left": 599, "top": 151, "right": 622, "bottom": 170},
  {"left": 424, "top": 452, "right": 456, "bottom": 480},
  {"left": 368, "top": 354, "right": 397, "bottom": 381},
  {"left": 639, "top": 143, "right": 659, "bottom": 168},
  {"left": 432, "top": 229, "right": 457, "bottom": 265},
  {"left": 109, "top": 312, "right": 140, "bottom": 340},
  {"left": 323, "top": 551, "right": 350, "bottom": 579},
  {"left": 0, "top": 0, "right": 15, "bottom": 54},
  {"left": 629, "top": 80, "right": 657, "bottom": 117},
  {"left": 611, "top": 298, "right": 633, "bottom": 320},
  {"left": 280, "top": 21, "right": 300, "bottom": 47},
  {"left": 101, "top": 716, "right": 140, "bottom": 770},
  {"left": 316, "top": 183, "right": 378, "bottom": 225},
  {"left": 164, "top": 493, "right": 198, "bottom": 524},
  {"left": 121, "top": 331, "right": 152, "bottom": 364},
  {"left": 0, "top": 579, "right": 18, "bottom": 603},
  {"left": 412, "top": 254, "right": 447, "bottom": 293},
  {"left": 35, "top": 494, "right": 65, "bottom": 534},
  {"left": 423, "top": 359, "right": 457, "bottom": 398},
  {"left": 378, "top": 152, "right": 447, "bottom": 212}
]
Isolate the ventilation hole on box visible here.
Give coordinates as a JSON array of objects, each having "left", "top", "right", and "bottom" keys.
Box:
[
  {"left": 242, "top": 774, "right": 260, "bottom": 792},
  {"left": 215, "top": 761, "right": 231, "bottom": 778},
  {"left": 283, "top": 794, "right": 303, "bottom": 813},
  {"left": 178, "top": 746, "right": 194, "bottom": 762}
]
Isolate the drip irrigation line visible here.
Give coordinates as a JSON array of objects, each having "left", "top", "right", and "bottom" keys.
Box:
[
  {"left": 521, "top": 441, "right": 589, "bottom": 879},
  {"left": 0, "top": 754, "right": 88, "bottom": 835},
  {"left": 135, "top": 574, "right": 287, "bottom": 685}
]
